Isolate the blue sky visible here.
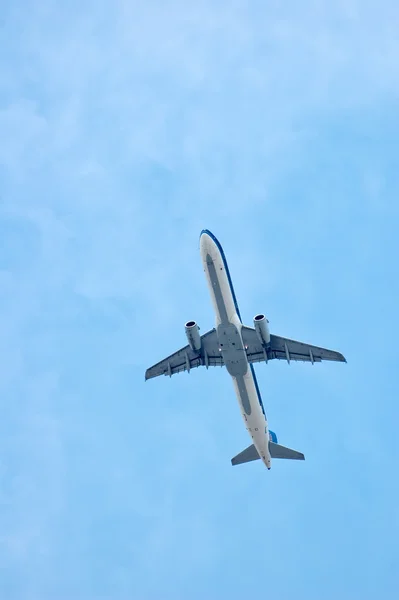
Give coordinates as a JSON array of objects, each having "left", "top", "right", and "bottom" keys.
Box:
[{"left": 1, "top": 1, "right": 399, "bottom": 598}]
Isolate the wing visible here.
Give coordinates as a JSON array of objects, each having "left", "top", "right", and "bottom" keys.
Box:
[
  {"left": 241, "top": 326, "right": 346, "bottom": 365},
  {"left": 145, "top": 328, "right": 223, "bottom": 380}
]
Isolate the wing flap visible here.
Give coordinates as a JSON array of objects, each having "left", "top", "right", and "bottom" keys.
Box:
[
  {"left": 145, "top": 328, "right": 223, "bottom": 380},
  {"left": 241, "top": 326, "right": 346, "bottom": 365},
  {"left": 270, "top": 334, "right": 346, "bottom": 363}
]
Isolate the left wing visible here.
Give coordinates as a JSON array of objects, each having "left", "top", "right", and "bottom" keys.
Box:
[
  {"left": 241, "top": 326, "right": 346, "bottom": 365},
  {"left": 145, "top": 328, "right": 223, "bottom": 380}
]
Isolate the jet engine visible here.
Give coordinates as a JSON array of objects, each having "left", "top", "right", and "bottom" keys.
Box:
[
  {"left": 253, "top": 314, "right": 270, "bottom": 347},
  {"left": 185, "top": 321, "right": 201, "bottom": 352}
]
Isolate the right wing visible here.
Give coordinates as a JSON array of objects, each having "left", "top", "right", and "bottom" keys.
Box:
[
  {"left": 145, "top": 328, "right": 223, "bottom": 380},
  {"left": 241, "top": 326, "right": 346, "bottom": 365}
]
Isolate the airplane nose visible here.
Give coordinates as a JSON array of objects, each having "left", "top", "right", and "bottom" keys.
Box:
[{"left": 200, "top": 230, "right": 216, "bottom": 258}]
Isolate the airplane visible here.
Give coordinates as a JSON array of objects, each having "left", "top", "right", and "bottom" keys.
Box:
[{"left": 145, "top": 229, "right": 346, "bottom": 470}]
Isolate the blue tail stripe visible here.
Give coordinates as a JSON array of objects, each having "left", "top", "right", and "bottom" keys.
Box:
[{"left": 269, "top": 430, "right": 278, "bottom": 443}]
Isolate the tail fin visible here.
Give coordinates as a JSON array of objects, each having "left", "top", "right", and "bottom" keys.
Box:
[{"left": 231, "top": 441, "right": 305, "bottom": 466}]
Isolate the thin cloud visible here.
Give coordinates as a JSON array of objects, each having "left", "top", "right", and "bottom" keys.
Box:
[{"left": 0, "top": 2, "right": 398, "bottom": 599}]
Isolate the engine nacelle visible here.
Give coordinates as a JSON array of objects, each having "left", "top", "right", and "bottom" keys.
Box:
[
  {"left": 185, "top": 320, "right": 201, "bottom": 352},
  {"left": 253, "top": 314, "right": 270, "bottom": 347}
]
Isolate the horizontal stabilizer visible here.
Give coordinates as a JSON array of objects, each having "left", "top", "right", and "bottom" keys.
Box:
[
  {"left": 231, "top": 441, "right": 305, "bottom": 466},
  {"left": 231, "top": 444, "right": 260, "bottom": 466},
  {"left": 269, "top": 441, "right": 305, "bottom": 460}
]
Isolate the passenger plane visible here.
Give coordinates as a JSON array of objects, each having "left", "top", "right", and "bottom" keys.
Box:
[{"left": 145, "top": 230, "right": 346, "bottom": 469}]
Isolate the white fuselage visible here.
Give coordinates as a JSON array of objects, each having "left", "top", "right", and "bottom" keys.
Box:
[{"left": 200, "top": 231, "right": 271, "bottom": 469}]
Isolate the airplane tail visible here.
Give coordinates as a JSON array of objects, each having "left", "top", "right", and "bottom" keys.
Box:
[
  {"left": 231, "top": 439, "right": 305, "bottom": 466},
  {"left": 269, "top": 441, "right": 305, "bottom": 461}
]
